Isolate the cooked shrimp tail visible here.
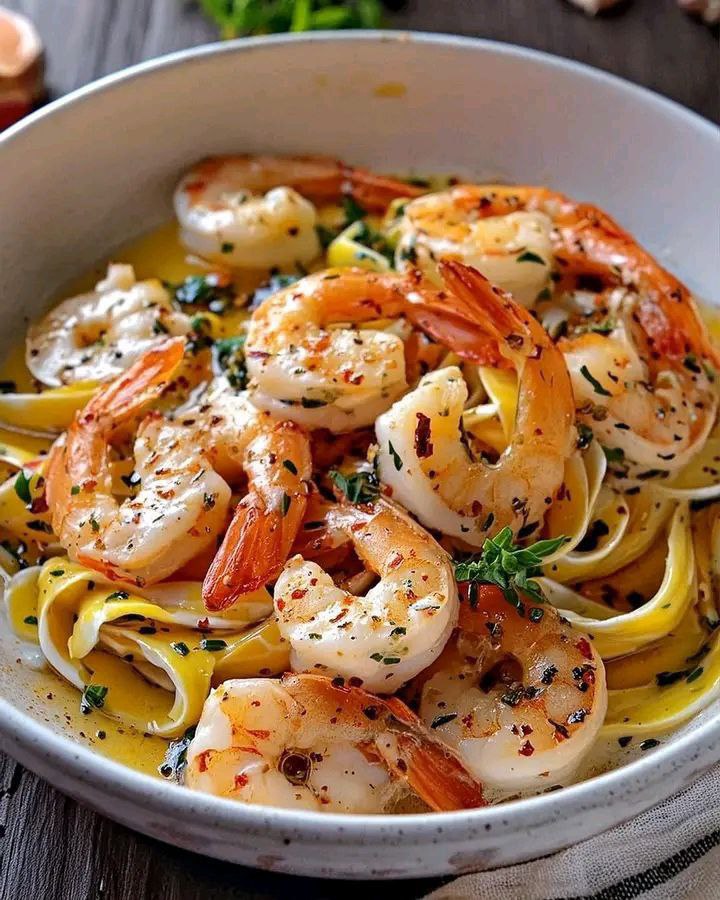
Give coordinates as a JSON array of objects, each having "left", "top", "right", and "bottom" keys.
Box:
[
  {"left": 203, "top": 420, "right": 311, "bottom": 609},
  {"left": 381, "top": 696, "right": 486, "bottom": 810}
]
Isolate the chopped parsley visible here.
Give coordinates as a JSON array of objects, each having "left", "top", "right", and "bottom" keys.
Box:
[
  {"left": 580, "top": 365, "right": 611, "bottom": 397},
  {"left": 330, "top": 469, "right": 379, "bottom": 505},
  {"left": 14, "top": 470, "right": 32, "bottom": 505},
  {"left": 388, "top": 441, "right": 403, "bottom": 471},
  {"left": 23, "top": 615, "right": 38, "bottom": 626},
  {"left": 213, "top": 336, "right": 247, "bottom": 391},
  {"left": 171, "top": 641, "right": 190, "bottom": 656},
  {"left": 431, "top": 713, "right": 458, "bottom": 729},
  {"left": 80, "top": 684, "right": 108, "bottom": 715},
  {"left": 173, "top": 274, "right": 235, "bottom": 314},
  {"left": 200, "top": 638, "right": 227, "bottom": 652},
  {"left": 516, "top": 250, "right": 546, "bottom": 264}
]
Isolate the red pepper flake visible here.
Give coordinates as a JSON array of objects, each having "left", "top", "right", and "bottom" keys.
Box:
[
  {"left": 247, "top": 729, "right": 270, "bottom": 739},
  {"left": 234, "top": 773, "right": 249, "bottom": 789},
  {"left": 276, "top": 599, "right": 286, "bottom": 611},
  {"left": 414, "top": 412, "right": 434, "bottom": 458},
  {"left": 388, "top": 551, "right": 404, "bottom": 569},
  {"left": 576, "top": 638, "right": 593, "bottom": 660},
  {"left": 519, "top": 740, "right": 535, "bottom": 756},
  {"left": 198, "top": 750, "right": 210, "bottom": 772},
  {"left": 196, "top": 617, "right": 210, "bottom": 631},
  {"left": 291, "top": 588, "right": 307, "bottom": 600}
]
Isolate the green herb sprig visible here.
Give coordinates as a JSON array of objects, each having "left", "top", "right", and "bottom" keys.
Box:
[
  {"left": 197, "top": 0, "right": 386, "bottom": 39},
  {"left": 330, "top": 468, "right": 379, "bottom": 504},
  {"left": 454, "top": 526, "right": 566, "bottom": 608}
]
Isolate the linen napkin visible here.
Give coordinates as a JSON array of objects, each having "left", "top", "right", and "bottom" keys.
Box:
[{"left": 427, "top": 765, "right": 719, "bottom": 900}]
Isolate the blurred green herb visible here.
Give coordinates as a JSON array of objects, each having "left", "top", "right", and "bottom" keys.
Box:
[{"left": 196, "top": 0, "right": 386, "bottom": 39}]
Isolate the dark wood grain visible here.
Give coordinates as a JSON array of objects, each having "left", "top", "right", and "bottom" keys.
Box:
[{"left": 0, "top": 2, "right": 717, "bottom": 898}]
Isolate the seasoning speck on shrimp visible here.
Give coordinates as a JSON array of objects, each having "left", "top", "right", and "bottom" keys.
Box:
[
  {"left": 274, "top": 497, "right": 458, "bottom": 693},
  {"left": 376, "top": 260, "right": 575, "bottom": 544},
  {"left": 186, "top": 673, "right": 484, "bottom": 812},
  {"left": 420, "top": 583, "right": 607, "bottom": 792}
]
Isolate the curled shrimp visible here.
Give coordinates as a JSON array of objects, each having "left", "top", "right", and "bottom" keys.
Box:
[
  {"left": 273, "top": 497, "right": 458, "bottom": 694},
  {"left": 245, "top": 268, "right": 413, "bottom": 432},
  {"left": 395, "top": 190, "right": 553, "bottom": 307},
  {"left": 436, "top": 184, "right": 718, "bottom": 368},
  {"left": 561, "top": 288, "right": 718, "bottom": 473},
  {"left": 420, "top": 583, "right": 607, "bottom": 793},
  {"left": 174, "top": 155, "right": 420, "bottom": 270},
  {"left": 26, "top": 264, "right": 191, "bottom": 387},
  {"left": 376, "top": 260, "right": 576, "bottom": 544},
  {"left": 185, "top": 673, "right": 484, "bottom": 812},
  {"left": 45, "top": 341, "right": 311, "bottom": 590}
]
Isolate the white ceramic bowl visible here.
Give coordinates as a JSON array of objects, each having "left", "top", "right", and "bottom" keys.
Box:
[{"left": 0, "top": 32, "right": 718, "bottom": 880}]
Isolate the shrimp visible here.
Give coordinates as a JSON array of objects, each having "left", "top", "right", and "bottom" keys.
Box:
[
  {"left": 273, "top": 497, "right": 458, "bottom": 693},
  {"left": 395, "top": 190, "right": 553, "bottom": 307},
  {"left": 174, "top": 155, "right": 421, "bottom": 270},
  {"left": 561, "top": 287, "right": 718, "bottom": 473},
  {"left": 200, "top": 386, "right": 312, "bottom": 609},
  {"left": 430, "top": 184, "right": 719, "bottom": 368},
  {"left": 420, "top": 583, "right": 607, "bottom": 793},
  {"left": 376, "top": 260, "right": 576, "bottom": 544},
  {"left": 448, "top": 183, "right": 720, "bottom": 471},
  {"left": 45, "top": 341, "right": 311, "bottom": 590},
  {"left": 27, "top": 264, "right": 191, "bottom": 387},
  {"left": 185, "top": 673, "right": 485, "bottom": 812},
  {"left": 245, "top": 268, "right": 412, "bottom": 432}
]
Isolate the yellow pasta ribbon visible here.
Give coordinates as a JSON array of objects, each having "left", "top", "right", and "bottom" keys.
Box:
[
  {"left": 327, "top": 221, "right": 391, "bottom": 273},
  {"left": 0, "top": 382, "right": 98, "bottom": 433},
  {"left": 30, "top": 559, "right": 287, "bottom": 737},
  {"left": 540, "top": 503, "right": 695, "bottom": 658}
]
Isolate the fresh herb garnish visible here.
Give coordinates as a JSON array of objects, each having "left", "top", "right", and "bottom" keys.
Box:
[
  {"left": 580, "top": 365, "right": 611, "bottom": 397},
  {"left": 282, "top": 459, "right": 298, "bottom": 475},
  {"left": 200, "top": 638, "right": 228, "bottom": 652},
  {"left": 431, "top": 713, "right": 457, "bottom": 729},
  {"left": 106, "top": 590, "right": 129, "bottom": 601},
  {"left": 602, "top": 446, "right": 625, "bottom": 465},
  {"left": 341, "top": 195, "right": 366, "bottom": 226},
  {"left": 80, "top": 684, "right": 108, "bottom": 714},
  {"left": 14, "top": 470, "right": 32, "bottom": 505},
  {"left": 171, "top": 641, "right": 190, "bottom": 657},
  {"left": 388, "top": 441, "right": 403, "bottom": 471},
  {"left": 213, "top": 335, "right": 247, "bottom": 391},
  {"left": 516, "top": 250, "right": 545, "bottom": 264},
  {"left": 174, "top": 274, "right": 235, "bottom": 314},
  {"left": 329, "top": 469, "right": 380, "bottom": 505},
  {"left": 454, "top": 526, "right": 566, "bottom": 608},
  {"left": 197, "top": 0, "right": 384, "bottom": 39},
  {"left": 23, "top": 615, "right": 38, "bottom": 626}
]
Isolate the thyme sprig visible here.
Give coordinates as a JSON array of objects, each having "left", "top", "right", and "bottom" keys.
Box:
[{"left": 454, "top": 526, "right": 566, "bottom": 608}]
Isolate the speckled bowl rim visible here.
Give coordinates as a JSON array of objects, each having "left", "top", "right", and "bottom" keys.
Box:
[{"left": 1, "top": 29, "right": 718, "bottom": 848}]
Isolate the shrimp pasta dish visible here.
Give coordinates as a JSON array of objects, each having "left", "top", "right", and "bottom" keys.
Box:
[{"left": 1, "top": 155, "right": 718, "bottom": 814}]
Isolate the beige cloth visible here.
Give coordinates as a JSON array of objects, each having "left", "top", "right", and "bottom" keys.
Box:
[{"left": 427, "top": 766, "right": 720, "bottom": 900}]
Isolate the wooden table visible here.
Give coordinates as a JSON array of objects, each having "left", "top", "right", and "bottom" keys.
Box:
[{"left": 0, "top": 2, "right": 717, "bottom": 898}]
